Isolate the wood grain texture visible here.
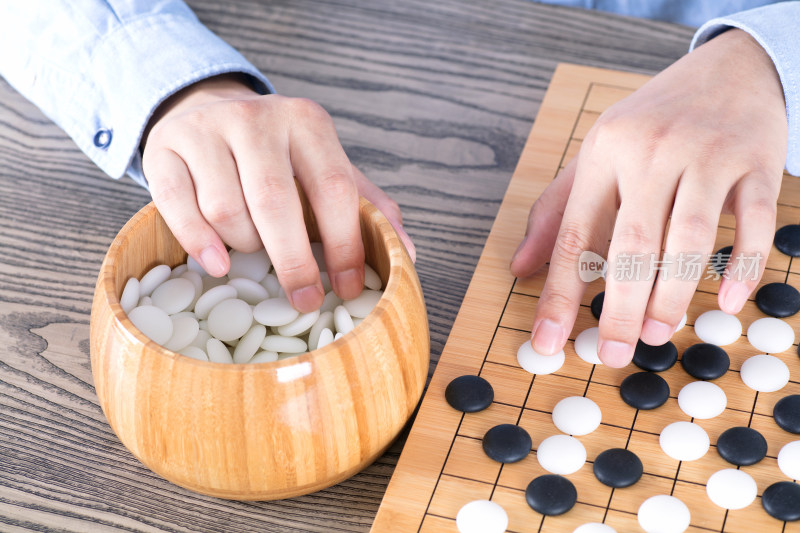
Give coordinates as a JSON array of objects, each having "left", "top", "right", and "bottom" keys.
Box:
[
  {"left": 90, "top": 198, "right": 427, "bottom": 501},
  {"left": 0, "top": 0, "right": 694, "bottom": 530}
]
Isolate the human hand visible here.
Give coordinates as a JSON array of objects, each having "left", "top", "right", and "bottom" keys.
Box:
[
  {"left": 142, "top": 74, "right": 414, "bottom": 313},
  {"left": 510, "top": 29, "right": 787, "bottom": 367}
]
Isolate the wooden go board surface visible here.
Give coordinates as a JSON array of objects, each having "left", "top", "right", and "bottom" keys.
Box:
[{"left": 371, "top": 64, "right": 800, "bottom": 532}]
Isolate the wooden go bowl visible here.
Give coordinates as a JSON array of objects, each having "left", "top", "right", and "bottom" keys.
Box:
[{"left": 90, "top": 197, "right": 429, "bottom": 500}]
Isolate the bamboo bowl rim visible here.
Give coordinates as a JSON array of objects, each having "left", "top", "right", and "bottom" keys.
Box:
[{"left": 97, "top": 197, "right": 407, "bottom": 371}]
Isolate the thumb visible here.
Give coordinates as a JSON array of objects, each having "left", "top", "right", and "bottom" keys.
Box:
[{"left": 510, "top": 157, "right": 577, "bottom": 278}]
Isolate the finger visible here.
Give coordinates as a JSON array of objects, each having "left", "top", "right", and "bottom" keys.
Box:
[
  {"left": 178, "top": 135, "right": 262, "bottom": 253},
  {"left": 599, "top": 188, "right": 673, "bottom": 367},
  {"left": 511, "top": 158, "right": 577, "bottom": 278},
  {"left": 232, "top": 119, "right": 324, "bottom": 313},
  {"left": 718, "top": 173, "right": 779, "bottom": 313},
  {"left": 144, "top": 148, "right": 230, "bottom": 277},
  {"left": 352, "top": 165, "right": 417, "bottom": 263},
  {"left": 290, "top": 100, "right": 365, "bottom": 300},
  {"left": 641, "top": 172, "right": 725, "bottom": 345},
  {"left": 531, "top": 159, "right": 616, "bottom": 356}
]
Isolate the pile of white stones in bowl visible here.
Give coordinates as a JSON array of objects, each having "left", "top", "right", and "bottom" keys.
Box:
[{"left": 119, "top": 244, "right": 384, "bottom": 363}]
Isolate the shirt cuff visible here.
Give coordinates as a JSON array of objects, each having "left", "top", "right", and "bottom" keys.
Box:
[
  {"left": 691, "top": 4, "right": 800, "bottom": 176},
  {"left": 85, "top": 14, "right": 274, "bottom": 188}
]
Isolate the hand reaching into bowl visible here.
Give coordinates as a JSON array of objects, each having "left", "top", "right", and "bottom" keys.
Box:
[{"left": 142, "top": 74, "right": 415, "bottom": 313}]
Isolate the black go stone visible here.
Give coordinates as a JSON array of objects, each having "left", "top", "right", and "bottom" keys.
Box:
[
  {"left": 482, "top": 424, "right": 532, "bottom": 464},
  {"left": 755, "top": 282, "right": 800, "bottom": 318},
  {"left": 444, "top": 375, "right": 494, "bottom": 413},
  {"left": 775, "top": 224, "right": 800, "bottom": 257},
  {"left": 593, "top": 448, "right": 643, "bottom": 488},
  {"left": 774, "top": 395, "right": 800, "bottom": 434},
  {"left": 711, "top": 245, "right": 733, "bottom": 274},
  {"left": 620, "top": 372, "right": 670, "bottom": 410},
  {"left": 681, "top": 343, "right": 730, "bottom": 380},
  {"left": 590, "top": 291, "right": 604, "bottom": 320},
  {"left": 762, "top": 481, "right": 800, "bottom": 521},
  {"left": 716, "top": 427, "right": 768, "bottom": 466},
  {"left": 633, "top": 340, "right": 678, "bottom": 372},
  {"left": 525, "top": 474, "right": 577, "bottom": 516}
]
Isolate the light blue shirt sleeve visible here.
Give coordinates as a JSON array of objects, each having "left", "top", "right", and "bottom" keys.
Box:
[
  {"left": 691, "top": 2, "right": 800, "bottom": 176},
  {"left": 0, "top": 0, "right": 274, "bottom": 188}
]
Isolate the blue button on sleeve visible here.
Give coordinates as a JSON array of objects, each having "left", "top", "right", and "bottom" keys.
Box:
[{"left": 691, "top": 2, "right": 800, "bottom": 176}]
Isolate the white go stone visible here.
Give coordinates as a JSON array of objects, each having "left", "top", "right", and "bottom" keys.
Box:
[
  {"left": 637, "top": 495, "right": 690, "bottom": 533},
  {"left": 180, "top": 270, "right": 203, "bottom": 306},
  {"left": 170, "top": 264, "right": 189, "bottom": 278},
  {"left": 694, "top": 310, "right": 741, "bottom": 346},
  {"left": 186, "top": 254, "right": 206, "bottom": 275},
  {"left": 128, "top": 305, "right": 173, "bottom": 345},
  {"left": 706, "top": 469, "right": 757, "bottom": 510},
  {"left": 343, "top": 289, "right": 382, "bottom": 318},
  {"left": 228, "top": 249, "right": 271, "bottom": 282},
  {"left": 233, "top": 324, "right": 267, "bottom": 364},
  {"left": 228, "top": 277, "right": 270, "bottom": 305},
  {"left": 308, "top": 311, "right": 335, "bottom": 351},
  {"left": 364, "top": 264, "right": 382, "bottom": 291},
  {"left": 250, "top": 350, "right": 279, "bottom": 363},
  {"left": 676, "top": 312, "right": 687, "bottom": 331},
  {"left": 317, "top": 328, "right": 335, "bottom": 349},
  {"left": 659, "top": 421, "right": 709, "bottom": 461},
  {"left": 536, "top": 434, "right": 586, "bottom": 475},
  {"left": 678, "top": 381, "right": 726, "bottom": 419},
  {"left": 552, "top": 396, "right": 601, "bottom": 436},
  {"left": 740, "top": 354, "right": 790, "bottom": 392},
  {"left": 320, "top": 290, "right": 343, "bottom": 314},
  {"left": 574, "top": 525, "right": 617, "bottom": 533},
  {"left": 517, "top": 341, "right": 564, "bottom": 375},
  {"left": 747, "top": 317, "right": 795, "bottom": 353},
  {"left": 120, "top": 278, "right": 140, "bottom": 313},
  {"left": 151, "top": 277, "right": 196, "bottom": 315},
  {"left": 333, "top": 305, "right": 355, "bottom": 335},
  {"left": 170, "top": 311, "right": 196, "bottom": 320},
  {"left": 253, "top": 297, "right": 300, "bottom": 327},
  {"left": 334, "top": 332, "right": 344, "bottom": 341},
  {"left": 164, "top": 316, "right": 200, "bottom": 352},
  {"left": 259, "top": 273, "right": 281, "bottom": 297},
  {"left": 137, "top": 295, "right": 152, "bottom": 307},
  {"left": 262, "top": 335, "right": 308, "bottom": 354},
  {"left": 206, "top": 338, "right": 233, "bottom": 364},
  {"left": 574, "top": 327, "right": 602, "bottom": 365},
  {"left": 179, "top": 346, "right": 208, "bottom": 361},
  {"left": 207, "top": 298, "right": 253, "bottom": 342},
  {"left": 277, "top": 309, "right": 320, "bottom": 337},
  {"left": 198, "top": 319, "right": 209, "bottom": 331},
  {"left": 777, "top": 441, "right": 800, "bottom": 480},
  {"left": 455, "top": 500, "right": 508, "bottom": 533},
  {"left": 194, "top": 284, "right": 237, "bottom": 320},
  {"left": 190, "top": 329, "right": 212, "bottom": 350},
  {"left": 139, "top": 264, "right": 172, "bottom": 297}
]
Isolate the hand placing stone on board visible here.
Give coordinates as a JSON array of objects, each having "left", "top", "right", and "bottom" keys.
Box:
[
  {"left": 510, "top": 29, "right": 788, "bottom": 367},
  {"left": 143, "top": 74, "right": 415, "bottom": 313}
]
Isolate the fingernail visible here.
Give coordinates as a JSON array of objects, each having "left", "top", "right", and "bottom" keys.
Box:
[
  {"left": 598, "top": 340, "right": 633, "bottom": 368},
  {"left": 199, "top": 246, "right": 227, "bottom": 277},
  {"left": 290, "top": 284, "right": 324, "bottom": 313},
  {"left": 331, "top": 268, "right": 363, "bottom": 299},
  {"left": 723, "top": 282, "right": 750, "bottom": 314},
  {"left": 531, "top": 319, "right": 565, "bottom": 355},
  {"left": 641, "top": 318, "right": 674, "bottom": 344},
  {"left": 511, "top": 236, "right": 528, "bottom": 267}
]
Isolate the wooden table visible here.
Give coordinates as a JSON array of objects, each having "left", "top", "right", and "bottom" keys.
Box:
[{"left": 0, "top": 1, "right": 694, "bottom": 531}]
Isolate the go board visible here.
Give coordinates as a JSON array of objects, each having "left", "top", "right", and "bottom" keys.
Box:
[{"left": 371, "top": 64, "right": 800, "bottom": 532}]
